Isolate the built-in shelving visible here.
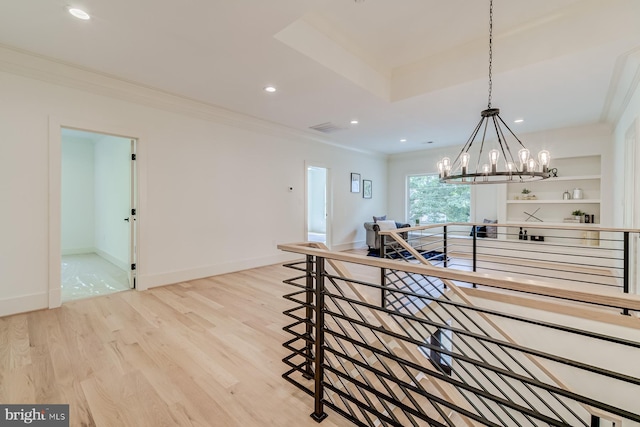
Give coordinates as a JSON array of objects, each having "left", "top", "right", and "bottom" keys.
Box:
[
  {"left": 498, "top": 156, "right": 602, "bottom": 243},
  {"left": 506, "top": 199, "right": 601, "bottom": 204}
]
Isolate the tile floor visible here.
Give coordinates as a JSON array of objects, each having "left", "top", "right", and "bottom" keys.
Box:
[
  {"left": 61, "top": 253, "right": 130, "bottom": 302},
  {"left": 307, "top": 232, "right": 326, "bottom": 243}
]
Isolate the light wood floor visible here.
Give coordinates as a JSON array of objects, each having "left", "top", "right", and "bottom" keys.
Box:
[{"left": 0, "top": 263, "right": 353, "bottom": 427}]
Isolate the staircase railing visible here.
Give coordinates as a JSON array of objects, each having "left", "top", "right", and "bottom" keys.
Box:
[
  {"left": 279, "top": 242, "right": 640, "bottom": 426},
  {"left": 380, "top": 223, "right": 639, "bottom": 297}
]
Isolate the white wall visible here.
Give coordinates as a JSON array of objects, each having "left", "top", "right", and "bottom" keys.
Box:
[
  {"left": 94, "top": 135, "right": 131, "bottom": 270},
  {"left": 387, "top": 123, "right": 613, "bottom": 225},
  {"left": 0, "top": 50, "right": 387, "bottom": 316},
  {"left": 61, "top": 137, "right": 95, "bottom": 254}
]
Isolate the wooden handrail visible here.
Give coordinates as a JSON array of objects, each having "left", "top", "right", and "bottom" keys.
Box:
[
  {"left": 379, "top": 231, "right": 622, "bottom": 424},
  {"left": 277, "top": 242, "right": 640, "bottom": 312},
  {"left": 384, "top": 222, "right": 640, "bottom": 233},
  {"left": 299, "top": 242, "right": 475, "bottom": 426},
  {"left": 281, "top": 240, "right": 632, "bottom": 424}
]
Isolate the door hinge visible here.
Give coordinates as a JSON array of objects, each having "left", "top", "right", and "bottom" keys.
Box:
[
  {"left": 131, "top": 263, "right": 136, "bottom": 271},
  {"left": 131, "top": 153, "right": 136, "bottom": 160},
  {"left": 131, "top": 208, "right": 136, "bottom": 215}
]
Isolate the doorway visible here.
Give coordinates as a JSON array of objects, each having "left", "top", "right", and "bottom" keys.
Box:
[
  {"left": 306, "top": 165, "right": 331, "bottom": 247},
  {"left": 60, "top": 128, "right": 136, "bottom": 302}
]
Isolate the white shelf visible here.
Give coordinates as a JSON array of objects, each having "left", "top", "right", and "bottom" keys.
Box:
[
  {"left": 499, "top": 155, "right": 602, "bottom": 230},
  {"left": 544, "top": 175, "right": 601, "bottom": 182},
  {"left": 506, "top": 220, "right": 598, "bottom": 227},
  {"left": 507, "top": 199, "right": 601, "bottom": 204}
]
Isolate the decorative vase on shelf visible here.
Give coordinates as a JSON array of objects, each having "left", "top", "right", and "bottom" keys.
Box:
[{"left": 572, "top": 188, "right": 583, "bottom": 200}]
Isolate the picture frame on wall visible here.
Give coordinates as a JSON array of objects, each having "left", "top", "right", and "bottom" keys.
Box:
[
  {"left": 350, "top": 173, "right": 360, "bottom": 193},
  {"left": 363, "top": 180, "right": 372, "bottom": 199}
]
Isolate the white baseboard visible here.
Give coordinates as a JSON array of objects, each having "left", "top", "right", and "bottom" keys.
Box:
[
  {"left": 61, "top": 248, "right": 129, "bottom": 272},
  {"left": 332, "top": 240, "right": 365, "bottom": 252},
  {"left": 138, "top": 252, "right": 300, "bottom": 289},
  {"left": 0, "top": 292, "right": 49, "bottom": 318},
  {"left": 61, "top": 247, "right": 94, "bottom": 256},
  {"left": 94, "top": 248, "right": 128, "bottom": 271}
]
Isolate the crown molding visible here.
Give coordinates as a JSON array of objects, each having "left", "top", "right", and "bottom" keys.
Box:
[{"left": 0, "top": 44, "right": 384, "bottom": 158}]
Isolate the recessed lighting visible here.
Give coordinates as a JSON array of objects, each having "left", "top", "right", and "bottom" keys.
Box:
[
  {"left": 350, "top": 120, "right": 359, "bottom": 125},
  {"left": 68, "top": 8, "right": 90, "bottom": 20},
  {"left": 514, "top": 118, "right": 524, "bottom": 123},
  {"left": 264, "top": 86, "right": 277, "bottom": 93},
  {"left": 400, "top": 139, "right": 407, "bottom": 143}
]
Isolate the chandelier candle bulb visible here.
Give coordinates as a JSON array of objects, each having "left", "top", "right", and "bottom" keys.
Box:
[
  {"left": 506, "top": 162, "right": 515, "bottom": 179},
  {"left": 538, "top": 150, "right": 551, "bottom": 173},
  {"left": 461, "top": 152, "right": 470, "bottom": 175},
  {"left": 489, "top": 149, "right": 499, "bottom": 173}
]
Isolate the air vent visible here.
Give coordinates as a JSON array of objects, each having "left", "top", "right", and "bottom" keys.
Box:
[{"left": 309, "top": 122, "right": 348, "bottom": 134}]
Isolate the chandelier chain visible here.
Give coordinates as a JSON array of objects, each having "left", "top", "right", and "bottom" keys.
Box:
[
  {"left": 488, "top": 0, "right": 493, "bottom": 108},
  {"left": 438, "top": 0, "right": 550, "bottom": 185}
]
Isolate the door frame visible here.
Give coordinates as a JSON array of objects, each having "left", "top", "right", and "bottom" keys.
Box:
[
  {"left": 304, "top": 161, "right": 332, "bottom": 248},
  {"left": 48, "top": 116, "right": 145, "bottom": 309},
  {"left": 623, "top": 119, "right": 639, "bottom": 294}
]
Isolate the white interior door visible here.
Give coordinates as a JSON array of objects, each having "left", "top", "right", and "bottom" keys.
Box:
[{"left": 129, "top": 139, "right": 137, "bottom": 288}]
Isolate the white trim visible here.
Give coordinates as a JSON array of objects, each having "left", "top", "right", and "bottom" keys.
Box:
[
  {"left": 0, "top": 44, "right": 383, "bottom": 157},
  {"left": 61, "top": 248, "right": 96, "bottom": 256},
  {"left": 49, "top": 116, "right": 145, "bottom": 308},
  {"left": 139, "top": 253, "right": 299, "bottom": 289},
  {"left": 48, "top": 118, "right": 62, "bottom": 309},
  {"left": 0, "top": 292, "right": 49, "bottom": 317},
  {"left": 94, "top": 248, "right": 129, "bottom": 272}
]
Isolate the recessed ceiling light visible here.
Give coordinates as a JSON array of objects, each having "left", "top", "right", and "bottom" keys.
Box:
[
  {"left": 400, "top": 139, "right": 407, "bottom": 143},
  {"left": 514, "top": 118, "right": 524, "bottom": 123},
  {"left": 68, "top": 8, "right": 90, "bottom": 20},
  {"left": 350, "top": 120, "right": 359, "bottom": 125},
  {"left": 264, "top": 86, "right": 277, "bottom": 93}
]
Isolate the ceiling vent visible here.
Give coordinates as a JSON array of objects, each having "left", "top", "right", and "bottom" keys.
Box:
[{"left": 309, "top": 122, "right": 348, "bottom": 134}]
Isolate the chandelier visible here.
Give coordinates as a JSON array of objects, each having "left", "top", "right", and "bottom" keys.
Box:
[{"left": 438, "top": 0, "right": 551, "bottom": 184}]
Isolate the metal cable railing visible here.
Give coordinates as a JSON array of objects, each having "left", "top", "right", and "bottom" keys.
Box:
[
  {"left": 382, "top": 268, "right": 587, "bottom": 426},
  {"left": 280, "top": 242, "right": 640, "bottom": 427}
]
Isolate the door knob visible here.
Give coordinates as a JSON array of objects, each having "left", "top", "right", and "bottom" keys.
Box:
[{"left": 124, "top": 218, "right": 130, "bottom": 222}]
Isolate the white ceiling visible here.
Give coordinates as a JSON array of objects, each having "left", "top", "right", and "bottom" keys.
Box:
[{"left": 1, "top": 0, "right": 639, "bottom": 154}]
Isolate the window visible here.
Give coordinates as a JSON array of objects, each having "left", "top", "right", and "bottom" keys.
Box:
[{"left": 407, "top": 174, "right": 470, "bottom": 224}]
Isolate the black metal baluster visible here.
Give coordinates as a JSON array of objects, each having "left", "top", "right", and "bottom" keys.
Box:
[
  {"left": 380, "top": 266, "right": 387, "bottom": 309},
  {"left": 443, "top": 225, "right": 448, "bottom": 268},
  {"left": 303, "top": 255, "right": 314, "bottom": 379},
  {"left": 472, "top": 225, "right": 478, "bottom": 288},
  {"left": 311, "top": 256, "right": 328, "bottom": 422},
  {"left": 623, "top": 231, "right": 630, "bottom": 316}
]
